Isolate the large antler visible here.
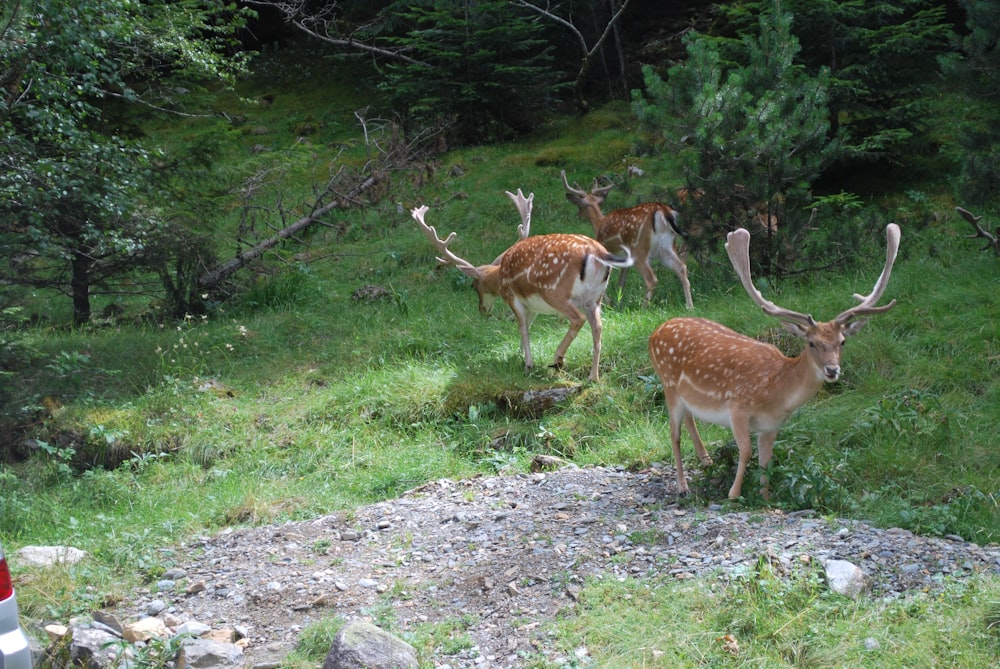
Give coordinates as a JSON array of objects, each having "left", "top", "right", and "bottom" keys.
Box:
[
  {"left": 956, "top": 206, "right": 1000, "bottom": 256},
  {"left": 411, "top": 205, "right": 483, "bottom": 279},
  {"left": 560, "top": 170, "right": 613, "bottom": 200},
  {"left": 835, "top": 223, "right": 900, "bottom": 324},
  {"left": 505, "top": 189, "right": 533, "bottom": 240},
  {"left": 725, "top": 228, "right": 816, "bottom": 328}
]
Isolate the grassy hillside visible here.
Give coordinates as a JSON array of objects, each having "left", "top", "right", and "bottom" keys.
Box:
[{"left": 2, "top": 44, "right": 998, "bottom": 666}]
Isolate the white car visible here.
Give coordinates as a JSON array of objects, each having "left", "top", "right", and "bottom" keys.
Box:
[{"left": 0, "top": 543, "right": 32, "bottom": 669}]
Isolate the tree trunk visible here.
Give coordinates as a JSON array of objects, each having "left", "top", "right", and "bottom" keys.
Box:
[{"left": 71, "top": 249, "right": 93, "bottom": 325}]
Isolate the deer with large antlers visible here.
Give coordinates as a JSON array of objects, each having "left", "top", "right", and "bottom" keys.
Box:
[
  {"left": 561, "top": 171, "right": 693, "bottom": 308},
  {"left": 412, "top": 190, "right": 634, "bottom": 382},
  {"left": 648, "top": 223, "right": 901, "bottom": 499}
]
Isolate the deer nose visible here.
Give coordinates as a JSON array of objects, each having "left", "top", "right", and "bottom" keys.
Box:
[{"left": 824, "top": 365, "right": 841, "bottom": 381}]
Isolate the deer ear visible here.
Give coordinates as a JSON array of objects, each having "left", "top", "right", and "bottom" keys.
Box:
[
  {"left": 780, "top": 320, "right": 809, "bottom": 338},
  {"left": 842, "top": 318, "right": 869, "bottom": 338}
]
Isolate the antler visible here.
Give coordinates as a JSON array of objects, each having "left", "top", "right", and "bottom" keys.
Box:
[
  {"left": 505, "top": 189, "right": 533, "bottom": 240},
  {"left": 560, "top": 170, "right": 614, "bottom": 199},
  {"left": 560, "top": 170, "right": 588, "bottom": 198},
  {"left": 956, "top": 206, "right": 1000, "bottom": 255},
  {"left": 725, "top": 228, "right": 816, "bottom": 328},
  {"left": 835, "top": 223, "right": 900, "bottom": 324},
  {"left": 411, "top": 205, "right": 482, "bottom": 279}
]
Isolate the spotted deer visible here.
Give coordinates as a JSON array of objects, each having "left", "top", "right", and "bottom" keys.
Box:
[
  {"left": 412, "top": 190, "right": 634, "bottom": 382},
  {"left": 648, "top": 223, "right": 901, "bottom": 499},
  {"left": 561, "top": 171, "right": 693, "bottom": 308}
]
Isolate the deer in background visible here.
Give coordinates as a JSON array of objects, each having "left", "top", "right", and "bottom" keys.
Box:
[
  {"left": 561, "top": 171, "right": 694, "bottom": 309},
  {"left": 412, "top": 189, "right": 634, "bottom": 382},
  {"left": 648, "top": 223, "right": 901, "bottom": 499}
]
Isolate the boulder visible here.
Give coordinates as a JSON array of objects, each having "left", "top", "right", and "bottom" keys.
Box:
[{"left": 321, "top": 621, "right": 418, "bottom": 669}]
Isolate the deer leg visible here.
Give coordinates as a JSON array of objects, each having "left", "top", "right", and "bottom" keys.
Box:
[
  {"left": 661, "top": 247, "right": 693, "bottom": 309},
  {"left": 685, "top": 413, "right": 713, "bottom": 466},
  {"left": 583, "top": 304, "right": 603, "bottom": 382},
  {"left": 552, "top": 306, "right": 586, "bottom": 373},
  {"left": 757, "top": 431, "right": 778, "bottom": 501},
  {"left": 635, "top": 260, "right": 658, "bottom": 307},
  {"left": 728, "top": 418, "right": 754, "bottom": 499},
  {"left": 667, "top": 397, "right": 690, "bottom": 496},
  {"left": 512, "top": 306, "right": 536, "bottom": 373}
]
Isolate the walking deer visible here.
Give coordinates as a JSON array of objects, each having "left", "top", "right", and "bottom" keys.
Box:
[
  {"left": 561, "top": 171, "right": 693, "bottom": 308},
  {"left": 648, "top": 223, "right": 901, "bottom": 499},
  {"left": 412, "top": 190, "right": 634, "bottom": 382}
]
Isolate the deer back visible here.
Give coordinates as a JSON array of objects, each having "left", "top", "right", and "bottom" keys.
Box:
[
  {"left": 650, "top": 318, "right": 804, "bottom": 400},
  {"left": 497, "top": 233, "right": 621, "bottom": 307}
]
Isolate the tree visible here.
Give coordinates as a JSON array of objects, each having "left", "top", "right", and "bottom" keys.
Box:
[
  {"left": 944, "top": 0, "right": 1000, "bottom": 205},
  {"left": 244, "top": 0, "right": 643, "bottom": 137},
  {"left": 714, "top": 0, "right": 952, "bottom": 168},
  {"left": 379, "top": 0, "right": 559, "bottom": 143},
  {"left": 633, "top": 3, "right": 839, "bottom": 275},
  {"left": 513, "top": 0, "right": 634, "bottom": 113},
  {"left": 0, "top": 0, "right": 252, "bottom": 324}
]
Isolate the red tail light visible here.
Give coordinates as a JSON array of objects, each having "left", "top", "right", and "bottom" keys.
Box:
[{"left": 0, "top": 556, "right": 13, "bottom": 600}]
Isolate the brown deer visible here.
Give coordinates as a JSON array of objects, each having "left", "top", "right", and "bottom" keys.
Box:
[
  {"left": 412, "top": 189, "right": 634, "bottom": 382},
  {"left": 648, "top": 223, "right": 901, "bottom": 499},
  {"left": 561, "top": 171, "right": 693, "bottom": 309}
]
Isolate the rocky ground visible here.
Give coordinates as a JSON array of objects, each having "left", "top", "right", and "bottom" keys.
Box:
[{"left": 112, "top": 465, "right": 1000, "bottom": 668}]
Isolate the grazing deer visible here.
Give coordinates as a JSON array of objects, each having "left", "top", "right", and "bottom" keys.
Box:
[
  {"left": 561, "top": 171, "right": 693, "bottom": 308},
  {"left": 648, "top": 223, "right": 901, "bottom": 499},
  {"left": 412, "top": 189, "right": 634, "bottom": 382}
]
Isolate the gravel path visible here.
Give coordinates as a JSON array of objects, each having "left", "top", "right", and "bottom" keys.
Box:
[{"left": 116, "top": 465, "right": 1000, "bottom": 668}]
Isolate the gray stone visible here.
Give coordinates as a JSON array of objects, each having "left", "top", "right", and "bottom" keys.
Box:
[
  {"left": 68, "top": 627, "right": 123, "bottom": 669},
  {"left": 322, "top": 621, "right": 418, "bottom": 669},
  {"left": 175, "top": 621, "right": 212, "bottom": 637},
  {"left": 824, "top": 559, "right": 870, "bottom": 598},
  {"left": 178, "top": 639, "right": 244, "bottom": 668},
  {"left": 14, "top": 545, "right": 88, "bottom": 568}
]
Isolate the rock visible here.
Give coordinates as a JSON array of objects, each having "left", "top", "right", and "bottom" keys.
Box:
[
  {"left": 175, "top": 621, "right": 212, "bottom": 637},
  {"left": 91, "top": 611, "right": 122, "bottom": 635},
  {"left": 122, "top": 616, "right": 170, "bottom": 642},
  {"left": 497, "top": 386, "right": 581, "bottom": 418},
  {"left": 823, "top": 559, "right": 870, "bottom": 598},
  {"left": 178, "top": 638, "right": 244, "bottom": 668},
  {"left": 67, "top": 627, "right": 123, "bottom": 669},
  {"left": 14, "top": 545, "right": 88, "bottom": 568},
  {"left": 322, "top": 621, "right": 418, "bottom": 669},
  {"left": 146, "top": 599, "right": 168, "bottom": 616},
  {"left": 43, "top": 624, "right": 68, "bottom": 643}
]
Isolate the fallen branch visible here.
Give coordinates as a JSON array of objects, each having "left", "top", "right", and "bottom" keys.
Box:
[{"left": 197, "top": 172, "right": 383, "bottom": 289}]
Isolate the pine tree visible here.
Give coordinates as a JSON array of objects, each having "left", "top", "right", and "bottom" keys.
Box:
[
  {"left": 633, "top": 4, "right": 838, "bottom": 275},
  {"left": 380, "top": 0, "right": 559, "bottom": 144}
]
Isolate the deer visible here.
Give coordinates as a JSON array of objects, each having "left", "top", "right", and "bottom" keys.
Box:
[
  {"left": 648, "top": 222, "right": 901, "bottom": 500},
  {"left": 412, "top": 189, "right": 634, "bottom": 382},
  {"left": 561, "top": 171, "right": 694, "bottom": 309},
  {"left": 956, "top": 206, "right": 1000, "bottom": 256}
]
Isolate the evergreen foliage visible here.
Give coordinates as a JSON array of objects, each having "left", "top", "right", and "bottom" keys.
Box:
[
  {"left": 944, "top": 0, "right": 1000, "bottom": 204},
  {"left": 633, "top": 6, "right": 838, "bottom": 275},
  {"left": 714, "top": 0, "right": 953, "bottom": 167},
  {"left": 379, "top": 0, "right": 560, "bottom": 144}
]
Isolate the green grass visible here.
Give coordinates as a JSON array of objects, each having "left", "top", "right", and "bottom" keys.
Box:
[
  {"left": 2, "top": 48, "right": 998, "bottom": 665},
  {"left": 552, "top": 569, "right": 1000, "bottom": 667}
]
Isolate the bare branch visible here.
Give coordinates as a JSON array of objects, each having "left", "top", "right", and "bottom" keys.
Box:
[
  {"left": 512, "top": 0, "right": 635, "bottom": 111},
  {"left": 243, "top": 0, "right": 428, "bottom": 66}
]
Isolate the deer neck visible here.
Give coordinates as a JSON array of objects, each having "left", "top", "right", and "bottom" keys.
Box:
[
  {"left": 776, "top": 352, "right": 828, "bottom": 411},
  {"left": 581, "top": 207, "right": 605, "bottom": 236}
]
